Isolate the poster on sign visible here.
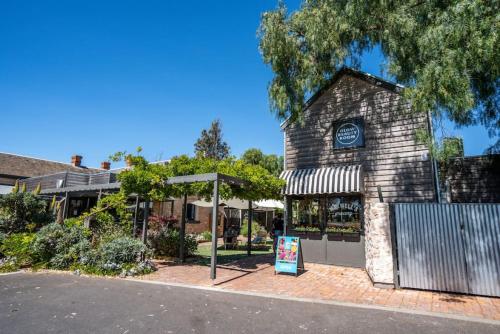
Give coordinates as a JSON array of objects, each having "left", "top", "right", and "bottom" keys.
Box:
[{"left": 275, "top": 236, "right": 304, "bottom": 275}]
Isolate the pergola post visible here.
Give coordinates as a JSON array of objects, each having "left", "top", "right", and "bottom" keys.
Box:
[
  {"left": 133, "top": 195, "right": 140, "bottom": 237},
  {"left": 247, "top": 200, "right": 252, "bottom": 256},
  {"left": 179, "top": 193, "right": 187, "bottom": 263},
  {"left": 210, "top": 178, "right": 219, "bottom": 280},
  {"left": 141, "top": 200, "right": 150, "bottom": 244}
]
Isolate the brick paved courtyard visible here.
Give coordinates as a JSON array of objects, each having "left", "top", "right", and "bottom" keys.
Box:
[{"left": 139, "top": 254, "right": 500, "bottom": 321}]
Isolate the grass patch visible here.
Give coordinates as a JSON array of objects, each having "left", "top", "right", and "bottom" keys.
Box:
[{"left": 190, "top": 242, "right": 273, "bottom": 266}]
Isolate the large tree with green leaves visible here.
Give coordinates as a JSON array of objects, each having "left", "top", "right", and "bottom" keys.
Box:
[
  {"left": 241, "top": 148, "right": 284, "bottom": 177},
  {"left": 194, "top": 119, "right": 231, "bottom": 160},
  {"left": 259, "top": 0, "right": 499, "bottom": 151}
]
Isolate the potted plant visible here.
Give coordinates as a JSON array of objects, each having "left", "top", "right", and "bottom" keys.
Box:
[
  {"left": 342, "top": 227, "right": 361, "bottom": 242},
  {"left": 304, "top": 226, "right": 322, "bottom": 240},
  {"left": 326, "top": 226, "right": 343, "bottom": 241},
  {"left": 290, "top": 226, "right": 307, "bottom": 238}
]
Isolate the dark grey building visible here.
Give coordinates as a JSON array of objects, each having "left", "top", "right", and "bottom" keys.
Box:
[
  {"left": 280, "top": 67, "right": 437, "bottom": 268},
  {"left": 0, "top": 153, "right": 106, "bottom": 194}
]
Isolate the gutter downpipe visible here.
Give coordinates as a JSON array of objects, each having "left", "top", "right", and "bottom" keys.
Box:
[{"left": 426, "top": 110, "right": 441, "bottom": 203}]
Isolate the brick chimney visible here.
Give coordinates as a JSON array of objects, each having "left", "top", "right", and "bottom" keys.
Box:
[
  {"left": 71, "top": 155, "right": 82, "bottom": 167},
  {"left": 100, "top": 161, "right": 111, "bottom": 170}
]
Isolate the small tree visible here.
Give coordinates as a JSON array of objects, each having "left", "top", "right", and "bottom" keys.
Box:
[
  {"left": 242, "top": 148, "right": 284, "bottom": 177},
  {"left": 194, "top": 119, "right": 230, "bottom": 160},
  {"left": 0, "top": 192, "right": 53, "bottom": 234}
]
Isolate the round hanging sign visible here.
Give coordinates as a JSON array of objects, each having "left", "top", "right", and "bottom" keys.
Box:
[{"left": 335, "top": 123, "right": 360, "bottom": 145}]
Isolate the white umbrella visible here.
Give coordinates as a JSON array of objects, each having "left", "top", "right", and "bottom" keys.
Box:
[{"left": 255, "top": 199, "right": 284, "bottom": 210}]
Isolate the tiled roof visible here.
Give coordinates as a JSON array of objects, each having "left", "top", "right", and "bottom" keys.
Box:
[{"left": 0, "top": 152, "right": 103, "bottom": 179}]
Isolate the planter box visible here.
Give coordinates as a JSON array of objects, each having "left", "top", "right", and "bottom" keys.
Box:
[
  {"left": 306, "top": 231, "right": 322, "bottom": 240},
  {"left": 326, "top": 232, "right": 343, "bottom": 241},
  {"left": 342, "top": 232, "right": 361, "bottom": 242},
  {"left": 289, "top": 230, "right": 307, "bottom": 238}
]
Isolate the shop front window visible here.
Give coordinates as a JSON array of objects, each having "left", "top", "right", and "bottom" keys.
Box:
[
  {"left": 325, "top": 196, "right": 362, "bottom": 233},
  {"left": 291, "top": 197, "right": 322, "bottom": 232}
]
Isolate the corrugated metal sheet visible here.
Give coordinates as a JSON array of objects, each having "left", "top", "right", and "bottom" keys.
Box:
[
  {"left": 461, "top": 204, "right": 500, "bottom": 297},
  {"left": 394, "top": 203, "right": 500, "bottom": 297}
]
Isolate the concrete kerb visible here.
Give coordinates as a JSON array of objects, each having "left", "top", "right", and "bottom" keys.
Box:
[
  {"left": 0, "top": 270, "right": 24, "bottom": 277},
  {"left": 126, "top": 277, "right": 500, "bottom": 326}
]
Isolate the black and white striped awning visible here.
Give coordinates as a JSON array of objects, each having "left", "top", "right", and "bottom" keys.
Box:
[{"left": 280, "top": 165, "right": 363, "bottom": 195}]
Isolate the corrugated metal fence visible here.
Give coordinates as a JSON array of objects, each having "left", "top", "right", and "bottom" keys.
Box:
[{"left": 394, "top": 203, "right": 500, "bottom": 297}]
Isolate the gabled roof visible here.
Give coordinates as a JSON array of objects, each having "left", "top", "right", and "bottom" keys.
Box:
[
  {"left": 0, "top": 152, "right": 103, "bottom": 179},
  {"left": 280, "top": 67, "right": 404, "bottom": 129}
]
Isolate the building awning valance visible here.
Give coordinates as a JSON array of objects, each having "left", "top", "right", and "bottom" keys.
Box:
[{"left": 279, "top": 165, "right": 363, "bottom": 195}]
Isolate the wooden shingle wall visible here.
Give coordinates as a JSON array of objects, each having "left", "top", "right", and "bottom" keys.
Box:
[{"left": 284, "top": 74, "right": 436, "bottom": 203}]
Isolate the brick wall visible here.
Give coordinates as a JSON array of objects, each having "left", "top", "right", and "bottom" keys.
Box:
[{"left": 152, "top": 197, "right": 224, "bottom": 236}]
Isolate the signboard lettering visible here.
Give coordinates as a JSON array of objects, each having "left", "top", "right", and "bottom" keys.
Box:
[{"left": 333, "top": 118, "right": 364, "bottom": 149}]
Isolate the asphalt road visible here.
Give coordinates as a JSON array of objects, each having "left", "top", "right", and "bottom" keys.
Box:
[{"left": 0, "top": 273, "right": 498, "bottom": 334}]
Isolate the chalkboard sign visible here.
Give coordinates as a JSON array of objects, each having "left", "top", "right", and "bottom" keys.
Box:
[
  {"left": 275, "top": 236, "right": 304, "bottom": 275},
  {"left": 333, "top": 117, "right": 364, "bottom": 149}
]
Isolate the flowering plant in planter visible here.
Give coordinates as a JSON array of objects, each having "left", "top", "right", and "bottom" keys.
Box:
[
  {"left": 326, "top": 226, "right": 360, "bottom": 242},
  {"left": 293, "top": 226, "right": 320, "bottom": 233}
]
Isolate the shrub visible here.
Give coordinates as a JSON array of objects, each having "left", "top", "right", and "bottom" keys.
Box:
[
  {"left": 31, "top": 223, "right": 91, "bottom": 269},
  {"left": 200, "top": 231, "right": 212, "bottom": 242},
  {"left": 98, "top": 237, "right": 146, "bottom": 265},
  {"left": 0, "top": 192, "right": 53, "bottom": 234},
  {"left": 74, "top": 237, "right": 154, "bottom": 276},
  {"left": 0, "top": 231, "right": 5, "bottom": 258},
  {"left": 0, "top": 233, "right": 35, "bottom": 267},
  {"left": 148, "top": 228, "right": 197, "bottom": 258},
  {"left": 240, "top": 220, "right": 262, "bottom": 238},
  {"left": 64, "top": 218, "right": 82, "bottom": 228},
  {"left": 0, "top": 258, "right": 19, "bottom": 273}
]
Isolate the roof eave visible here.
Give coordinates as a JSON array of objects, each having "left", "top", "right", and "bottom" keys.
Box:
[{"left": 279, "top": 67, "right": 405, "bottom": 130}]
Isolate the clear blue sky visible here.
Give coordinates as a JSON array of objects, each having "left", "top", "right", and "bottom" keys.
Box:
[{"left": 0, "top": 1, "right": 494, "bottom": 168}]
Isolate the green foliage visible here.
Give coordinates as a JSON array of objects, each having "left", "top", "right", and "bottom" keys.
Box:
[
  {"left": 200, "top": 231, "right": 212, "bottom": 242},
  {"left": 98, "top": 236, "right": 146, "bottom": 265},
  {"left": 259, "top": 1, "right": 499, "bottom": 148},
  {"left": 240, "top": 220, "right": 262, "bottom": 238},
  {"left": 49, "top": 196, "right": 57, "bottom": 211},
  {"left": 64, "top": 218, "right": 83, "bottom": 228},
  {"left": 241, "top": 148, "right": 284, "bottom": 177},
  {"left": 0, "top": 192, "right": 53, "bottom": 234},
  {"left": 194, "top": 119, "right": 230, "bottom": 160},
  {"left": 79, "top": 191, "right": 133, "bottom": 242},
  {"left": 325, "top": 226, "right": 358, "bottom": 233},
  {"left": 116, "top": 152, "right": 285, "bottom": 202},
  {"left": 148, "top": 228, "right": 197, "bottom": 258},
  {"left": 12, "top": 180, "right": 19, "bottom": 194},
  {"left": 31, "top": 223, "right": 91, "bottom": 269},
  {"left": 33, "top": 183, "right": 41, "bottom": 195},
  {"left": 294, "top": 226, "right": 321, "bottom": 233},
  {"left": 0, "top": 233, "right": 35, "bottom": 266},
  {"left": 416, "top": 128, "right": 464, "bottom": 163},
  {"left": 29, "top": 223, "right": 154, "bottom": 276},
  {"left": 0, "top": 259, "right": 19, "bottom": 273},
  {"left": 0, "top": 231, "right": 5, "bottom": 257}
]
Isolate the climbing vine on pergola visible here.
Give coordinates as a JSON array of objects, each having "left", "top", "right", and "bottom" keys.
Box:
[{"left": 108, "top": 152, "right": 285, "bottom": 279}]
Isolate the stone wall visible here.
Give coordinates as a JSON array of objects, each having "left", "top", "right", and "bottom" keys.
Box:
[{"left": 364, "top": 202, "right": 394, "bottom": 286}]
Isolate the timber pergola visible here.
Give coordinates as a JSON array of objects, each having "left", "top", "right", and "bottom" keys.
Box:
[{"left": 161, "top": 172, "right": 252, "bottom": 280}]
